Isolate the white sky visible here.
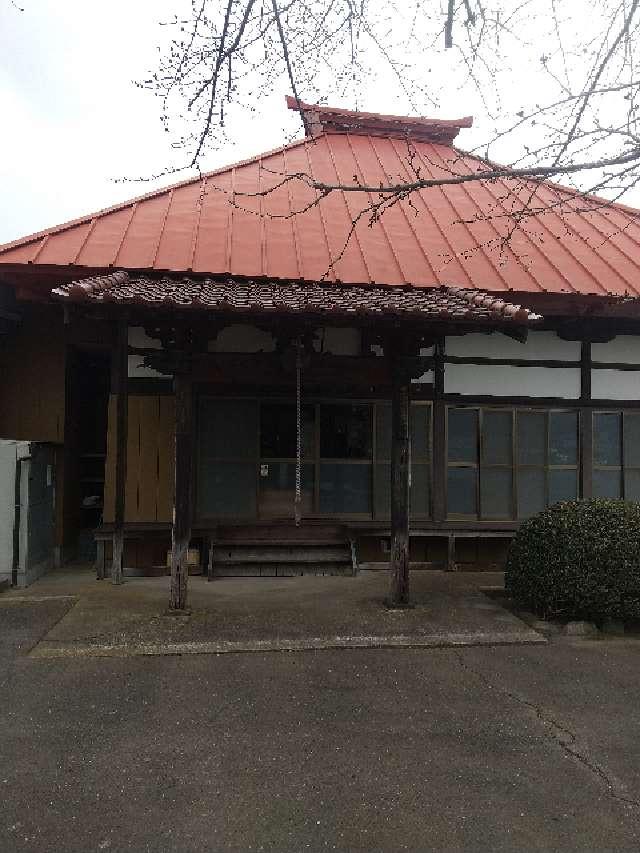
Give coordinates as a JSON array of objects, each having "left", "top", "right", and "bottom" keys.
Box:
[
  {"left": 1, "top": 0, "right": 639, "bottom": 245},
  {"left": 0, "top": 0, "right": 298, "bottom": 244}
]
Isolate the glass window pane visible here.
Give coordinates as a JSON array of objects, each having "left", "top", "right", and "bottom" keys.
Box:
[
  {"left": 374, "top": 463, "right": 390, "bottom": 518},
  {"left": 517, "top": 411, "right": 546, "bottom": 465},
  {"left": 480, "top": 468, "right": 512, "bottom": 518},
  {"left": 482, "top": 411, "right": 512, "bottom": 465},
  {"left": 517, "top": 468, "right": 545, "bottom": 518},
  {"left": 549, "top": 469, "right": 577, "bottom": 504},
  {"left": 624, "top": 413, "right": 640, "bottom": 468},
  {"left": 260, "top": 403, "right": 315, "bottom": 458},
  {"left": 447, "top": 467, "right": 477, "bottom": 515},
  {"left": 376, "top": 405, "right": 430, "bottom": 461},
  {"left": 375, "top": 463, "right": 431, "bottom": 517},
  {"left": 594, "top": 413, "right": 622, "bottom": 466},
  {"left": 199, "top": 400, "right": 257, "bottom": 459},
  {"left": 411, "top": 463, "right": 430, "bottom": 516},
  {"left": 376, "top": 406, "right": 391, "bottom": 460},
  {"left": 197, "top": 461, "right": 256, "bottom": 516},
  {"left": 448, "top": 409, "right": 478, "bottom": 463},
  {"left": 259, "top": 463, "right": 314, "bottom": 515},
  {"left": 411, "top": 406, "right": 430, "bottom": 460},
  {"left": 625, "top": 469, "right": 640, "bottom": 502},
  {"left": 319, "top": 464, "right": 371, "bottom": 513},
  {"left": 321, "top": 405, "right": 372, "bottom": 459},
  {"left": 593, "top": 468, "right": 622, "bottom": 499},
  {"left": 549, "top": 412, "right": 578, "bottom": 465}
]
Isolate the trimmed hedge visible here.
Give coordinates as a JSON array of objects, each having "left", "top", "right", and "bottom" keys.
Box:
[{"left": 505, "top": 499, "right": 640, "bottom": 622}]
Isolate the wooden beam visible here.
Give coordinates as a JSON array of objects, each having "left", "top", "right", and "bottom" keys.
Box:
[
  {"left": 388, "top": 345, "right": 412, "bottom": 608},
  {"left": 111, "top": 316, "right": 128, "bottom": 585},
  {"left": 169, "top": 372, "right": 193, "bottom": 610}
]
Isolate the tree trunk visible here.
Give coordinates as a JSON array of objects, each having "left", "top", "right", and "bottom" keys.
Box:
[{"left": 170, "top": 372, "right": 193, "bottom": 610}]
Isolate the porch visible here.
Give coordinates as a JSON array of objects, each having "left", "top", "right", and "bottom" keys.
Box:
[
  {"left": 6, "top": 566, "right": 544, "bottom": 657},
  {"left": 51, "top": 273, "right": 541, "bottom": 609}
]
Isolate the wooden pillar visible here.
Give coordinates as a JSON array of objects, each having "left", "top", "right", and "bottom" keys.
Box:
[
  {"left": 388, "top": 350, "right": 412, "bottom": 608},
  {"left": 111, "top": 316, "right": 128, "bottom": 585},
  {"left": 432, "top": 339, "right": 446, "bottom": 523},
  {"left": 170, "top": 371, "right": 193, "bottom": 611}
]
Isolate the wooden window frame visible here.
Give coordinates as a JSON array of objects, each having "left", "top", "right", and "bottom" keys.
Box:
[
  {"left": 195, "top": 394, "right": 432, "bottom": 522},
  {"left": 446, "top": 405, "right": 580, "bottom": 521},
  {"left": 592, "top": 410, "right": 640, "bottom": 500}
]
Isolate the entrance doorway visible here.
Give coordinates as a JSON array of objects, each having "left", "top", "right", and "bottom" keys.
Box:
[
  {"left": 258, "top": 402, "right": 315, "bottom": 517},
  {"left": 195, "top": 396, "right": 431, "bottom": 522}
]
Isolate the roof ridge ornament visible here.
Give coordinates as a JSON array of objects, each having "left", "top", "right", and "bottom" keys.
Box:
[{"left": 285, "top": 96, "right": 473, "bottom": 143}]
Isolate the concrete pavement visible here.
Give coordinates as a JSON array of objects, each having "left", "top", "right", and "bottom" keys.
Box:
[
  {"left": 1, "top": 595, "right": 640, "bottom": 852},
  {"left": 3, "top": 568, "right": 543, "bottom": 657}
]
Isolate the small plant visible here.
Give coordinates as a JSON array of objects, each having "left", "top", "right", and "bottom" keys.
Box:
[{"left": 505, "top": 499, "right": 640, "bottom": 622}]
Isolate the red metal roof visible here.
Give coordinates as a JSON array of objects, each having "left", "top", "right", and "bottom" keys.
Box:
[
  {"left": 53, "top": 271, "right": 542, "bottom": 325},
  {"left": 2, "top": 102, "right": 640, "bottom": 298}
]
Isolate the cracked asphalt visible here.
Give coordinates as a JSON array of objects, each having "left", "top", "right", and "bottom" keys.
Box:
[{"left": 2, "top": 599, "right": 640, "bottom": 852}]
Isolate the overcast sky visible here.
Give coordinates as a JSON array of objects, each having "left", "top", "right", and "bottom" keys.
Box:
[
  {"left": 2, "top": 0, "right": 639, "bottom": 246},
  {"left": 0, "top": 0, "right": 300, "bottom": 244}
]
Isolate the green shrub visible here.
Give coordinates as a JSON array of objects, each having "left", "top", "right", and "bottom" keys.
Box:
[{"left": 505, "top": 499, "right": 640, "bottom": 622}]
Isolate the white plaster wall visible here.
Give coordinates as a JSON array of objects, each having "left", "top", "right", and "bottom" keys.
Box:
[
  {"left": 412, "top": 370, "right": 435, "bottom": 385},
  {"left": 209, "top": 324, "right": 276, "bottom": 353},
  {"left": 127, "top": 356, "right": 167, "bottom": 379},
  {"left": 445, "top": 363, "right": 581, "bottom": 398},
  {"left": 445, "top": 331, "right": 580, "bottom": 361},
  {"left": 128, "top": 327, "right": 161, "bottom": 349},
  {"left": 591, "top": 335, "right": 640, "bottom": 364},
  {"left": 592, "top": 369, "right": 640, "bottom": 401},
  {"left": 314, "top": 327, "right": 361, "bottom": 356},
  {"left": 128, "top": 326, "right": 166, "bottom": 379}
]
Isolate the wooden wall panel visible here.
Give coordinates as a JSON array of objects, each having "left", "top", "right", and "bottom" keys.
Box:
[
  {"left": 103, "top": 393, "right": 175, "bottom": 524},
  {"left": 0, "top": 306, "right": 66, "bottom": 443},
  {"left": 156, "top": 396, "right": 176, "bottom": 522}
]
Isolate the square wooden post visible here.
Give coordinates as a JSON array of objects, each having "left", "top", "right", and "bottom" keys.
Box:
[
  {"left": 111, "top": 315, "right": 128, "bottom": 585},
  {"left": 170, "top": 371, "right": 193, "bottom": 611},
  {"left": 388, "top": 349, "right": 412, "bottom": 608}
]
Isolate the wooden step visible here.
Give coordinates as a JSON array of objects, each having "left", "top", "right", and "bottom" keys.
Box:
[
  {"left": 214, "top": 562, "right": 353, "bottom": 577},
  {"left": 216, "top": 524, "right": 347, "bottom": 542},
  {"left": 214, "top": 546, "right": 351, "bottom": 563}
]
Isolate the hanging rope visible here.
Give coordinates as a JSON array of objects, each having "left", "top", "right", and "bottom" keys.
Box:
[{"left": 294, "top": 337, "right": 303, "bottom": 527}]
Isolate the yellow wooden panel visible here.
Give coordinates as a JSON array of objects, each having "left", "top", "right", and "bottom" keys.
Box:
[
  {"left": 125, "top": 396, "right": 141, "bottom": 522},
  {"left": 138, "top": 396, "right": 161, "bottom": 521},
  {"left": 103, "top": 393, "right": 176, "bottom": 524}
]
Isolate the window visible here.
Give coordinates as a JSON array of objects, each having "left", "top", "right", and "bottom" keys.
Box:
[
  {"left": 319, "top": 404, "right": 372, "bottom": 514},
  {"left": 593, "top": 411, "right": 640, "bottom": 500},
  {"left": 375, "top": 403, "right": 432, "bottom": 518},
  {"left": 197, "top": 399, "right": 259, "bottom": 517},
  {"left": 517, "top": 410, "right": 578, "bottom": 517},
  {"left": 446, "top": 406, "right": 579, "bottom": 519}
]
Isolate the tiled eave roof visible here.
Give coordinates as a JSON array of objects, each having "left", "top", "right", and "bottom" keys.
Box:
[{"left": 52, "top": 272, "right": 542, "bottom": 326}]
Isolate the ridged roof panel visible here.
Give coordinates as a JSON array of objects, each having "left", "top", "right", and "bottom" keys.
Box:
[{"left": 2, "top": 130, "right": 640, "bottom": 297}]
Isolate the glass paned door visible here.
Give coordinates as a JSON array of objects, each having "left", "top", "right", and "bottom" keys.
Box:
[
  {"left": 197, "top": 399, "right": 259, "bottom": 517},
  {"left": 319, "top": 404, "right": 373, "bottom": 515},
  {"left": 258, "top": 403, "right": 315, "bottom": 517}
]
